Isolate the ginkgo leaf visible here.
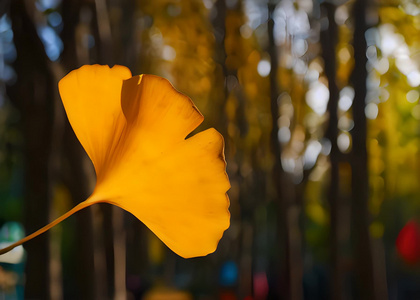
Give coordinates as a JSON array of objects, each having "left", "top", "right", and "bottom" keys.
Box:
[
  {"left": 0, "top": 65, "right": 230, "bottom": 259},
  {"left": 58, "top": 65, "right": 132, "bottom": 174}
]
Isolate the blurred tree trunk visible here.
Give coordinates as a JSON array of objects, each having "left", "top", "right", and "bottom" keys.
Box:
[
  {"left": 110, "top": 0, "right": 137, "bottom": 71},
  {"left": 60, "top": 1, "right": 100, "bottom": 299},
  {"left": 8, "top": 0, "right": 54, "bottom": 298},
  {"left": 267, "top": 2, "right": 302, "bottom": 299},
  {"left": 62, "top": 128, "right": 97, "bottom": 299},
  {"left": 320, "top": 3, "right": 343, "bottom": 300},
  {"left": 212, "top": 0, "right": 229, "bottom": 139},
  {"left": 92, "top": 0, "right": 128, "bottom": 298},
  {"left": 350, "top": 0, "right": 376, "bottom": 299},
  {"left": 108, "top": 1, "right": 149, "bottom": 296},
  {"left": 212, "top": 0, "right": 253, "bottom": 297},
  {"left": 212, "top": 0, "right": 249, "bottom": 139},
  {"left": 211, "top": 0, "right": 237, "bottom": 295}
]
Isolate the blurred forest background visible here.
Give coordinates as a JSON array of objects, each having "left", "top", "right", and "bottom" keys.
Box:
[{"left": 0, "top": 0, "right": 419, "bottom": 299}]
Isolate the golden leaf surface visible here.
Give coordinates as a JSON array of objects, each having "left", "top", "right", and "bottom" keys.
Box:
[{"left": 59, "top": 65, "right": 230, "bottom": 258}]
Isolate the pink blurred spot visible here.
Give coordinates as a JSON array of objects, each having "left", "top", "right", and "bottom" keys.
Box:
[{"left": 253, "top": 272, "right": 269, "bottom": 300}]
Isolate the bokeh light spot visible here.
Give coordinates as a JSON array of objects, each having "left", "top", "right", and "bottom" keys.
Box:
[
  {"left": 257, "top": 59, "right": 271, "bottom": 77},
  {"left": 365, "top": 103, "right": 378, "bottom": 119},
  {"left": 406, "top": 90, "right": 419, "bottom": 103}
]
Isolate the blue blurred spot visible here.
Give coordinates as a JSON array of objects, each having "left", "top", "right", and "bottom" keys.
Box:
[
  {"left": 36, "top": 0, "right": 61, "bottom": 11},
  {"left": 0, "top": 15, "right": 12, "bottom": 32},
  {"left": 3, "top": 44, "right": 17, "bottom": 63},
  {"left": 48, "top": 12, "right": 62, "bottom": 28},
  {"left": 220, "top": 260, "right": 238, "bottom": 286},
  {"left": 0, "top": 222, "right": 25, "bottom": 243},
  {"left": 37, "top": 25, "right": 63, "bottom": 61},
  {"left": 0, "top": 65, "right": 17, "bottom": 84},
  {"left": 0, "top": 14, "right": 17, "bottom": 84},
  {"left": 1, "top": 28, "right": 13, "bottom": 43}
]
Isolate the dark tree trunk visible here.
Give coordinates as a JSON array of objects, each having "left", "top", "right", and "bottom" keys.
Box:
[
  {"left": 320, "top": 3, "right": 343, "bottom": 300},
  {"left": 110, "top": 0, "right": 137, "bottom": 70},
  {"left": 62, "top": 128, "right": 97, "bottom": 299},
  {"left": 350, "top": 0, "right": 376, "bottom": 299},
  {"left": 212, "top": 0, "right": 229, "bottom": 139},
  {"left": 60, "top": 0, "right": 102, "bottom": 298},
  {"left": 8, "top": 0, "right": 54, "bottom": 298},
  {"left": 212, "top": 0, "right": 243, "bottom": 296},
  {"left": 91, "top": 1, "right": 127, "bottom": 297},
  {"left": 267, "top": 3, "right": 302, "bottom": 299},
  {"left": 107, "top": 1, "right": 148, "bottom": 296}
]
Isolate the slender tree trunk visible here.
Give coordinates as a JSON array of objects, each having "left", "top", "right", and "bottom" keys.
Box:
[
  {"left": 212, "top": 1, "right": 239, "bottom": 296},
  {"left": 110, "top": 0, "right": 137, "bottom": 71},
  {"left": 320, "top": 3, "right": 343, "bottom": 300},
  {"left": 267, "top": 3, "right": 302, "bottom": 299},
  {"left": 350, "top": 0, "right": 376, "bottom": 299},
  {"left": 212, "top": 1, "right": 254, "bottom": 297},
  {"left": 60, "top": 1, "right": 94, "bottom": 298},
  {"left": 60, "top": 1, "right": 105, "bottom": 298},
  {"left": 92, "top": 1, "right": 127, "bottom": 298},
  {"left": 109, "top": 1, "right": 147, "bottom": 293},
  {"left": 212, "top": 0, "right": 229, "bottom": 139},
  {"left": 62, "top": 129, "right": 97, "bottom": 299},
  {"left": 267, "top": 10, "right": 287, "bottom": 299},
  {"left": 8, "top": 0, "right": 54, "bottom": 298}
]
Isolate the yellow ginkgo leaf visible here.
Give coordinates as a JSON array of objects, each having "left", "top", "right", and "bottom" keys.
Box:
[
  {"left": 59, "top": 65, "right": 132, "bottom": 174},
  {"left": 0, "top": 65, "right": 230, "bottom": 259}
]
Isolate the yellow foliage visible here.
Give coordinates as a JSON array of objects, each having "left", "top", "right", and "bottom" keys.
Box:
[
  {"left": 306, "top": 203, "right": 328, "bottom": 226},
  {"left": 143, "top": 287, "right": 192, "bottom": 300},
  {"left": 148, "top": 232, "right": 165, "bottom": 264},
  {"left": 369, "top": 222, "right": 384, "bottom": 239},
  {"left": 51, "top": 184, "right": 73, "bottom": 218},
  {"left": 138, "top": 0, "right": 216, "bottom": 118}
]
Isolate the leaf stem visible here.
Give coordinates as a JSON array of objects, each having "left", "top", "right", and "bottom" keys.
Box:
[{"left": 0, "top": 201, "right": 92, "bottom": 256}]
